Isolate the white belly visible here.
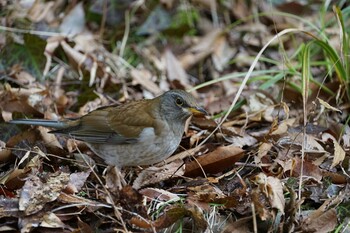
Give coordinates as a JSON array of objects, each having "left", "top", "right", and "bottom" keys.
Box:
[{"left": 87, "top": 127, "right": 182, "bottom": 167}]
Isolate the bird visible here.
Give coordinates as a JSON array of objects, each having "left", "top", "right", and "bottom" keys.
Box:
[{"left": 10, "top": 89, "right": 207, "bottom": 171}]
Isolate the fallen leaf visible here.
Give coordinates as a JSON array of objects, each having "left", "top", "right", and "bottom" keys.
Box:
[
  {"left": 317, "top": 98, "right": 341, "bottom": 112},
  {"left": 164, "top": 48, "right": 192, "bottom": 89},
  {"left": 252, "top": 173, "right": 285, "bottom": 214},
  {"left": 255, "top": 142, "right": 272, "bottom": 165},
  {"left": 59, "top": 2, "right": 85, "bottom": 36},
  {"left": 185, "top": 145, "right": 244, "bottom": 177},
  {"left": 133, "top": 159, "right": 185, "bottom": 189},
  {"left": 65, "top": 171, "right": 91, "bottom": 194},
  {"left": 322, "top": 133, "right": 346, "bottom": 168},
  {"left": 130, "top": 68, "right": 162, "bottom": 95},
  {"left": 19, "top": 170, "right": 69, "bottom": 215},
  {"left": 140, "top": 188, "right": 180, "bottom": 203},
  {"left": 302, "top": 208, "right": 337, "bottom": 233},
  {"left": 180, "top": 29, "right": 223, "bottom": 69}
]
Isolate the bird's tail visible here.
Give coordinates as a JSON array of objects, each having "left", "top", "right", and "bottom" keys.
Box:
[{"left": 9, "top": 119, "right": 67, "bottom": 129}]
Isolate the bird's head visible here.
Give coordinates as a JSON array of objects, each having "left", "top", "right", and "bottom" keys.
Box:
[{"left": 159, "top": 90, "right": 207, "bottom": 122}]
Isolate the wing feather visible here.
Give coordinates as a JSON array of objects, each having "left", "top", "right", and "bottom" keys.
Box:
[{"left": 52, "top": 99, "right": 159, "bottom": 144}]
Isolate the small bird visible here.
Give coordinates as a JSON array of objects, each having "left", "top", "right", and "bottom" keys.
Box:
[{"left": 10, "top": 90, "right": 207, "bottom": 170}]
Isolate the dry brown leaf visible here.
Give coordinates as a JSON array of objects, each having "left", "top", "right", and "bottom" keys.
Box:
[
  {"left": 0, "top": 87, "right": 44, "bottom": 117},
  {"left": 19, "top": 170, "right": 70, "bottom": 215},
  {"left": 322, "top": 133, "right": 346, "bottom": 168},
  {"left": 221, "top": 216, "right": 252, "bottom": 233},
  {"left": 0, "top": 140, "right": 11, "bottom": 163},
  {"left": 133, "top": 159, "right": 185, "bottom": 189},
  {"left": 0, "top": 168, "right": 27, "bottom": 190},
  {"left": 39, "top": 212, "right": 66, "bottom": 228},
  {"left": 27, "top": 1, "right": 55, "bottom": 23},
  {"left": 180, "top": 29, "right": 223, "bottom": 69},
  {"left": 65, "top": 171, "right": 91, "bottom": 194},
  {"left": 255, "top": 142, "right": 272, "bottom": 165},
  {"left": 140, "top": 188, "right": 180, "bottom": 203},
  {"left": 0, "top": 198, "right": 19, "bottom": 218},
  {"left": 185, "top": 145, "right": 244, "bottom": 177},
  {"left": 130, "top": 68, "right": 162, "bottom": 95},
  {"left": 302, "top": 208, "right": 337, "bottom": 233},
  {"left": 37, "top": 126, "right": 63, "bottom": 149},
  {"left": 77, "top": 217, "right": 94, "bottom": 233},
  {"left": 57, "top": 192, "right": 103, "bottom": 212},
  {"left": 251, "top": 188, "right": 270, "bottom": 220},
  {"left": 152, "top": 204, "right": 207, "bottom": 230},
  {"left": 230, "top": 0, "right": 251, "bottom": 19},
  {"left": 291, "top": 157, "right": 323, "bottom": 182},
  {"left": 212, "top": 33, "right": 236, "bottom": 71},
  {"left": 61, "top": 40, "right": 102, "bottom": 87},
  {"left": 271, "top": 118, "right": 296, "bottom": 135},
  {"left": 228, "top": 133, "right": 258, "bottom": 148},
  {"left": 164, "top": 48, "right": 192, "bottom": 89},
  {"left": 252, "top": 173, "right": 285, "bottom": 214},
  {"left": 43, "top": 36, "right": 64, "bottom": 76}
]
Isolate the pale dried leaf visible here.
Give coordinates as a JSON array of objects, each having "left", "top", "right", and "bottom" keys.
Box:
[
  {"left": 253, "top": 173, "right": 285, "bottom": 214},
  {"left": 255, "top": 142, "right": 272, "bottom": 165},
  {"left": 59, "top": 2, "right": 85, "bottom": 36},
  {"left": 271, "top": 118, "right": 296, "bottom": 135},
  {"left": 317, "top": 98, "right": 341, "bottom": 112},
  {"left": 19, "top": 171, "right": 70, "bottom": 215},
  {"left": 229, "top": 133, "right": 258, "bottom": 148},
  {"left": 303, "top": 208, "right": 337, "bottom": 233},
  {"left": 212, "top": 34, "right": 236, "bottom": 71},
  {"left": 74, "top": 32, "right": 102, "bottom": 53},
  {"left": 58, "top": 192, "right": 104, "bottom": 212},
  {"left": 222, "top": 216, "right": 252, "bottom": 233},
  {"left": 66, "top": 171, "right": 91, "bottom": 193},
  {"left": 133, "top": 160, "right": 185, "bottom": 189},
  {"left": 247, "top": 92, "right": 274, "bottom": 112},
  {"left": 322, "top": 133, "right": 346, "bottom": 168},
  {"left": 164, "top": 48, "right": 191, "bottom": 89},
  {"left": 38, "top": 126, "right": 63, "bottom": 149},
  {"left": 44, "top": 36, "right": 63, "bottom": 76},
  {"left": 180, "top": 29, "right": 223, "bottom": 69},
  {"left": 342, "top": 125, "right": 350, "bottom": 148},
  {"left": 140, "top": 188, "right": 180, "bottom": 203},
  {"left": 27, "top": 1, "right": 55, "bottom": 23},
  {"left": 131, "top": 68, "right": 162, "bottom": 95},
  {"left": 60, "top": 40, "right": 86, "bottom": 66},
  {"left": 1, "top": 110, "right": 12, "bottom": 122},
  {"left": 40, "top": 212, "right": 66, "bottom": 228}
]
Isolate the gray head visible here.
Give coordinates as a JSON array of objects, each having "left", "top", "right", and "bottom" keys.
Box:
[{"left": 159, "top": 90, "right": 207, "bottom": 122}]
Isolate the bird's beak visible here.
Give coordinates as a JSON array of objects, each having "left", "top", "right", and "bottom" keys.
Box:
[{"left": 188, "top": 106, "right": 208, "bottom": 117}]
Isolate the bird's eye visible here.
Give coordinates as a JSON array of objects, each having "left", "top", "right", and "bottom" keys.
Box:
[{"left": 175, "top": 97, "right": 184, "bottom": 106}]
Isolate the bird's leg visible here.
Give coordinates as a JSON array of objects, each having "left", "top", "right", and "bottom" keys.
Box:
[{"left": 105, "top": 165, "right": 127, "bottom": 191}]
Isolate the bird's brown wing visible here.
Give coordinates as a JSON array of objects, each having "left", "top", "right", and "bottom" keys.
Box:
[
  {"left": 51, "top": 100, "right": 159, "bottom": 144},
  {"left": 106, "top": 99, "right": 161, "bottom": 139}
]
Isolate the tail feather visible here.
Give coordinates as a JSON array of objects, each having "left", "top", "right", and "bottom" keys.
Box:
[{"left": 9, "top": 119, "right": 67, "bottom": 129}]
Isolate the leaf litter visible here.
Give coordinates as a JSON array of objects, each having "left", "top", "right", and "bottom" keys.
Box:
[{"left": 0, "top": 0, "right": 349, "bottom": 232}]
